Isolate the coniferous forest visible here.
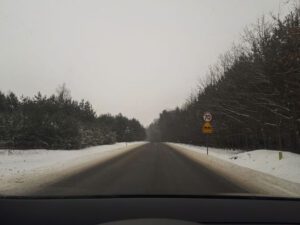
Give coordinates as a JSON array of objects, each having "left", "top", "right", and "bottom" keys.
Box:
[
  {"left": 147, "top": 7, "right": 300, "bottom": 153},
  {"left": 0, "top": 84, "right": 145, "bottom": 149}
]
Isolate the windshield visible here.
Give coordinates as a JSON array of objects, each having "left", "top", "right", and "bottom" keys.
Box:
[{"left": 0, "top": 0, "right": 299, "bottom": 198}]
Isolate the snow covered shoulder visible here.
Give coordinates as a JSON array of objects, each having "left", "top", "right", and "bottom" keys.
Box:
[
  {"left": 167, "top": 143, "right": 300, "bottom": 197},
  {"left": 0, "top": 142, "right": 146, "bottom": 195}
]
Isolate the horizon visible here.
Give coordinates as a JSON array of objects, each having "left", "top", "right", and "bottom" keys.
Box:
[{"left": 0, "top": 0, "right": 293, "bottom": 126}]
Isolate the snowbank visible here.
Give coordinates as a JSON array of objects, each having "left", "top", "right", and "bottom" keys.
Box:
[
  {"left": 0, "top": 142, "right": 146, "bottom": 195},
  {"left": 167, "top": 143, "right": 300, "bottom": 184}
]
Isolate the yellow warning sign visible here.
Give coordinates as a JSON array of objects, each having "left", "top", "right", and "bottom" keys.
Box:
[{"left": 202, "top": 122, "right": 213, "bottom": 134}]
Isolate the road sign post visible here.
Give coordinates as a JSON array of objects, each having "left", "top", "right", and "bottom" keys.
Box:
[
  {"left": 206, "top": 135, "right": 208, "bottom": 155},
  {"left": 125, "top": 127, "right": 130, "bottom": 148},
  {"left": 202, "top": 112, "right": 213, "bottom": 155}
]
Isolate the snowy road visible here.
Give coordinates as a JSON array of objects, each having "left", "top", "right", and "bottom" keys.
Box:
[
  {"left": 34, "top": 143, "right": 246, "bottom": 196},
  {"left": 2, "top": 142, "right": 299, "bottom": 197}
]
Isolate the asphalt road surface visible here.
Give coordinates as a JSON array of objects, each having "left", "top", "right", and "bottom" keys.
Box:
[{"left": 35, "top": 143, "right": 247, "bottom": 196}]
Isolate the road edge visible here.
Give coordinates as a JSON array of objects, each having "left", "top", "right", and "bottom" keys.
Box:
[
  {"left": 166, "top": 143, "right": 300, "bottom": 197},
  {"left": 1, "top": 142, "right": 147, "bottom": 196}
]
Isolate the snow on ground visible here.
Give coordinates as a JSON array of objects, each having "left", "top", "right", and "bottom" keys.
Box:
[
  {"left": 0, "top": 142, "right": 145, "bottom": 194},
  {"left": 168, "top": 143, "right": 300, "bottom": 184}
]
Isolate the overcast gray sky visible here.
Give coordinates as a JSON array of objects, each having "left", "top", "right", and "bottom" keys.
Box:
[{"left": 0, "top": 0, "right": 293, "bottom": 126}]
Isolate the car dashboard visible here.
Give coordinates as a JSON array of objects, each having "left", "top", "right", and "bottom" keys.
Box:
[{"left": 1, "top": 195, "right": 300, "bottom": 225}]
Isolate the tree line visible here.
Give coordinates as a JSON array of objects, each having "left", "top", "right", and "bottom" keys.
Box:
[
  {"left": 0, "top": 84, "right": 145, "bottom": 149},
  {"left": 147, "top": 7, "right": 300, "bottom": 153}
]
